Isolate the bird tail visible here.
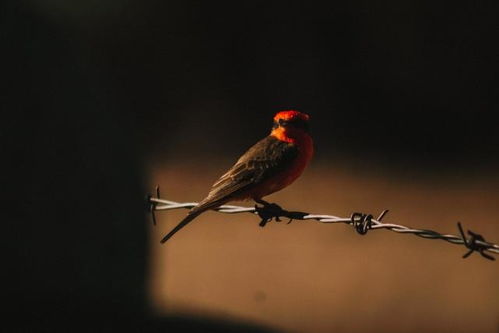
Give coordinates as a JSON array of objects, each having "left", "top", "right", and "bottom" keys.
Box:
[{"left": 159, "top": 199, "right": 223, "bottom": 243}]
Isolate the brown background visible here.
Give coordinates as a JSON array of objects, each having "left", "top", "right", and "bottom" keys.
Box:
[{"left": 150, "top": 159, "right": 499, "bottom": 333}]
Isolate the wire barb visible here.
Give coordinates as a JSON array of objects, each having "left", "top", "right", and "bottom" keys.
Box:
[
  {"left": 147, "top": 188, "right": 499, "bottom": 261},
  {"left": 351, "top": 212, "right": 373, "bottom": 235},
  {"left": 147, "top": 186, "right": 161, "bottom": 226},
  {"left": 457, "top": 222, "right": 495, "bottom": 261}
]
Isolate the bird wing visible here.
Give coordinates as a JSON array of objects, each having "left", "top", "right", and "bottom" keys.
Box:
[{"left": 196, "top": 136, "right": 298, "bottom": 210}]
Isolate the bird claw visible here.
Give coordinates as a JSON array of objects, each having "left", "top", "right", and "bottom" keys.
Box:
[
  {"left": 255, "top": 202, "right": 284, "bottom": 227},
  {"left": 255, "top": 202, "right": 307, "bottom": 227}
]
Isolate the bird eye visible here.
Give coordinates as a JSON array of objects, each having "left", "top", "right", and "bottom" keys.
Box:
[
  {"left": 277, "top": 118, "right": 309, "bottom": 131},
  {"left": 278, "top": 119, "right": 289, "bottom": 126}
]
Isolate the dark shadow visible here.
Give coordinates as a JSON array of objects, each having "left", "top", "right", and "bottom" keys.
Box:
[{"left": 1, "top": 2, "right": 276, "bottom": 332}]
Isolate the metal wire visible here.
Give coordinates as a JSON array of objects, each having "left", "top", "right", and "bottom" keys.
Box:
[{"left": 148, "top": 191, "right": 499, "bottom": 261}]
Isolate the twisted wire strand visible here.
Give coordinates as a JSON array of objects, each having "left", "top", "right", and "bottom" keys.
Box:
[{"left": 148, "top": 196, "right": 499, "bottom": 260}]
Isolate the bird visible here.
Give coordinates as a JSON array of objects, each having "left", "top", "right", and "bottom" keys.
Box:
[{"left": 160, "top": 110, "right": 314, "bottom": 243}]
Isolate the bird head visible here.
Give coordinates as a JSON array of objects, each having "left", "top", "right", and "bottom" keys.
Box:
[
  {"left": 270, "top": 110, "right": 311, "bottom": 143},
  {"left": 272, "top": 110, "right": 310, "bottom": 132}
]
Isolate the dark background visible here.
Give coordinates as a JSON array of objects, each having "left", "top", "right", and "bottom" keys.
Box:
[
  {"left": 5, "top": 1, "right": 499, "bottom": 165},
  {"left": 2, "top": 0, "right": 498, "bottom": 332}
]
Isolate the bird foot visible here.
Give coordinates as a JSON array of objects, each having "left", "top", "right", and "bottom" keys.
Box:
[
  {"left": 255, "top": 202, "right": 284, "bottom": 227},
  {"left": 254, "top": 201, "right": 308, "bottom": 227}
]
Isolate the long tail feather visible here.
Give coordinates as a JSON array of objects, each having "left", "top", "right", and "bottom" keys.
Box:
[
  {"left": 160, "top": 199, "right": 224, "bottom": 243},
  {"left": 159, "top": 209, "right": 204, "bottom": 243}
]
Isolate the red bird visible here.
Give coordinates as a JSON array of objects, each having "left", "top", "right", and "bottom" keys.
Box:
[{"left": 160, "top": 110, "right": 313, "bottom": 243}]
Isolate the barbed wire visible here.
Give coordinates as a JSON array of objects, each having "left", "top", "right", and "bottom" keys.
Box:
[{"left": 147, "top": 187, "right": 498, "bottom": 261}]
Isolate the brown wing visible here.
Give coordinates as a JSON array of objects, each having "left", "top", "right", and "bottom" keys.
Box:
[{"left": 194, "top": 136, "right": 298, "bottom": 211}]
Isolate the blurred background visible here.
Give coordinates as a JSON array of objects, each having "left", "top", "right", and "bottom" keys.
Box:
[{"left": 2, "top": 0, "right": 498, "bottom": 332}]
